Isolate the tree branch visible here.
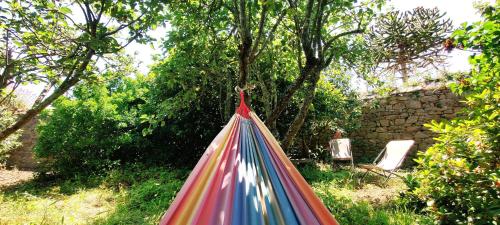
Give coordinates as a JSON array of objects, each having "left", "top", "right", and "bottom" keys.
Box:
[
  {"left": 252, "top": 8, "right": 286, "bottom": 61},
  {"left": 249, "top": 0, "right": 269, "bottom": 61}
]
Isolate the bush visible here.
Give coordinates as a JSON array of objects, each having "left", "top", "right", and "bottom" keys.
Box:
[
  {"left": 35, "top": 76, "right": 153, "bottom": 175},
  {"left": 0, "top": 103, "right": 22, "bottom": 163},
  {"left": 412, "top": 5, "right": 499, "bottom": 224}
]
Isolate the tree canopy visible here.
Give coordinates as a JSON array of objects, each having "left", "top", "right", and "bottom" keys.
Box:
[{"left": 369, "top": 7, "right": 452, "bottom": 82}]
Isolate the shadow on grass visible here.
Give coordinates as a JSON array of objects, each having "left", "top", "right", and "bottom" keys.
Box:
[{"left": 0, "top": 173, "right": 103, "bottom": 198}]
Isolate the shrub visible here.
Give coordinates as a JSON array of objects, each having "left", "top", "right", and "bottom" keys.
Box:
[
  {"left": 35, "top": 76, "right": 153, "bottom": 175},
  {"left": 412, "top": 5, "right": 499, "bottom": 224},
  {"left": 0, "top": 103, "right": 22, "bottom": 163}
]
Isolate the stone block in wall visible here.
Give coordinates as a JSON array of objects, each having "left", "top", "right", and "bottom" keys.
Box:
[
  {"left": 406, "top": 116, "right": 418, "bottom": 124},
  {"left": 379, "top": 119, "right": 389, "bottom": 127},
  {"left": 405, "top": 126, "right": 420, "bottom": 132},
  {"left": 386, "top": 115, "right": 399, "bottom": 120},
  {"left": 378, "top": 132, "right": 392, "bottom": 140},
  {"left": 395, "top": 118, "right": 406, "bottom": 125},
  {"left": 415, "top": 131, "right": 430, "bottom": 140},
  {"left": 424, "top": 90, "right": 435, "bottom": 95},
  {"left": 422, "top": 95, "right": 438, "bottom": 102},
  {"left": 393, "top": 103, "right": 405, "bottom": 110},
  {"left": 366, "top": 132, "right": 378, "bottom": 139},
  {"left": 407, "top": 100, "right": 422, "bottom": 109},
  {"left": 403, "top": 133, "right": 414, "bottom": 139},
  {"left": 415, "top": 109, "right": 425, "bottom": 115},
  {"left": 438, "top": 99, "right": 455, "bottom": 107}
]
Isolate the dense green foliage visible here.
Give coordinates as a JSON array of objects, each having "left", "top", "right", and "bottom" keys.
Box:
[
  {"left": 0, "top": 104, "right": 21, "bottom": 162},
  {"left": 413, "top": 5, "right": 499, "bottom": 223},
  {"left": 34, "top": 69, "right": 361, "bottom": 174},
  {"left": 35, "top": 76, "right": 154, "bottom": 175}
]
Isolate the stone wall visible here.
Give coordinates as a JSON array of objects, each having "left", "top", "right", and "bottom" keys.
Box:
[
  {"left": 6, "top": 116, "right": 38, "bottom": 170},
  {"left": 350, "top": 87, "right": 464, "bottom": 166}
]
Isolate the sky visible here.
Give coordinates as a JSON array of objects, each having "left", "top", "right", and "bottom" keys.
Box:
[{"left": 15, "top": 0, "right": 494, "bottom": 106}]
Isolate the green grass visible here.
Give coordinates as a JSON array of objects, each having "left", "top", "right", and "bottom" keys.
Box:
[
  {"left": 0, "top": 163, "right": 431, "bottom": 224},
  {"left": 299, "top": 163, "right": 432, "bottom": 225}
]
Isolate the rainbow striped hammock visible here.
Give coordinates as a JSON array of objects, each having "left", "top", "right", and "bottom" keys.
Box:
[{"left": 160, "top": 92, "right": 338, "bottom": 225}]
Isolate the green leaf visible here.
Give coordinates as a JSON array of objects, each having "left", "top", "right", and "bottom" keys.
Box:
[{"left": 59, "top": 6, "right": 72, "bottom": 14}]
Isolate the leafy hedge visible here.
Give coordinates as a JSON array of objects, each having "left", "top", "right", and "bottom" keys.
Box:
[
  {"left": 35, "top": 76, "right": 154, "bottom": 175},
  {"left": 413, "top": 5, "right": 499, "bottom": 223},
  {"left": 0, "top": 104, "right": 22, "bottom": 163}
]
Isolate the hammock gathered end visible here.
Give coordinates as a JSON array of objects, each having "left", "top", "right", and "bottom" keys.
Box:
[{"left": 159, "top": 91, "right": 338, "bottom": 225}]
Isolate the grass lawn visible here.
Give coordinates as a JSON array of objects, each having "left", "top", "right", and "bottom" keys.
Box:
[{"left": 0, "top": 164, "right": 431, "bottom": 225}]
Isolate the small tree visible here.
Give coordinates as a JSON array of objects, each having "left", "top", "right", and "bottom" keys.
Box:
[{"left": 369, "top": 7, "right": 452, "bottom": 82}]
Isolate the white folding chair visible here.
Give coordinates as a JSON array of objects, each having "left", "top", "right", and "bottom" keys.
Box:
[
  {"left": 359, "top": 140, "right": 415, "bottom": 183},
  {"left": 329, "top": 138, "right": 354, "bottom": 170}
]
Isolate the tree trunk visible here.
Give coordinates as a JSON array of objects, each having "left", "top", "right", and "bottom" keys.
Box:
[
  {"left": 281, "top": 69, "right": 320, "bottom": 151},
  {"left": 238, "top": 40, "right": 252, "bottom": 106},
  {"left": 0, "top": 49, "right": 94, "bottom": 142},
  {"left": 265, "top": 63, "right": 314, "bottom": 126},
  {"left": 400, "top": 62, "right": 408, "bottom": 83}
]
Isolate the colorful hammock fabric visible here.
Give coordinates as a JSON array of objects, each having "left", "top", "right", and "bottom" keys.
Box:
[{"left": 160, "top": 92, "right": 338, "bottom": 225}]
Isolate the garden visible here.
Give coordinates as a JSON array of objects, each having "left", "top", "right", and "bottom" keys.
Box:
[{"left": 0, "top": 0, "right": 498, "bottom": 224}]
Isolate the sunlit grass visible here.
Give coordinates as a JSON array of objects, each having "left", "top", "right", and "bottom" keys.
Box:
[{"left": 0, "top": 187, "right": 116, "bottom": 224}]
